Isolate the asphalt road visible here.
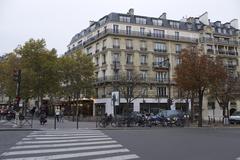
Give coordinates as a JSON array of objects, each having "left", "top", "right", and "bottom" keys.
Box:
[
  {"left": 0, "top": 128, "right": 240, "bottom": 160},
  {"left": 103, "top": 128, "right": 240, "bottom": 160},
  {"left": 0, "top": 131, "right": 31, "bottom": 155}
]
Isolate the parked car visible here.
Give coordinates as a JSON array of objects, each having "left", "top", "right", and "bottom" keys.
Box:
[
  {"left": 157, "top": 110, "right": 185, "bottom": 127},
  {"left": 229, "top": 111, "right": 240, "bottom": 124}
]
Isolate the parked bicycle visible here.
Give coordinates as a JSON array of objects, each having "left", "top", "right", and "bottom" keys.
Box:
[{"left": 98, "top": 114, "right": 116, "bottom": 128}]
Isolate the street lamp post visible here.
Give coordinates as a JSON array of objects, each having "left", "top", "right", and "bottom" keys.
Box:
[
  {"left": 158, "top": 58, "right": 171, "bottom": 110},
  {"left": 113, "top": 57, "right": 118, "bottom": 116},
  {"left": 167, "top": 59, "right": 172, "bottom": 110}
]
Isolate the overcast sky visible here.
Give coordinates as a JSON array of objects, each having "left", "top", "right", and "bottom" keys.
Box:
[{"left": 0, "top": 0, "right": 239, "bottom": 56}]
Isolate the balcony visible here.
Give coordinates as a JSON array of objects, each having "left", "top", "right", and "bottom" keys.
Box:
[
  {"left": 140, "top": 47, "right": 147, "bottom": 51},
  {"left": 102, "top": 46, "right": 106, "bottom": 50},
  {"left": 200, "top": 37, "right": 239, "bottom": 46},
  {"left": 207, "top": 49, "right": 214, "bottom": 54},
  {"left": 227, "top": 50, "right": 238, "bottom": 56},
  {"left": 126, "top": 46, "right": 133, "bottom": 50},
  {"left": 94, "top": 76, "right": 170, "bottom": 84},
  {"left": 152, "top": 62, "right": 169, "bottom": 69},
  {"left": 154, "top": 49, "right": 167, "bottom": 53},
  {"left": 140, "top": 62, "right": 148, "bottom": 65},
  {"left": 113, "top": 45, "right": 120, "bottom": 49},
  {"left": 126, "top": 61, "right": 134, "bottom": 65},
  {"left": 176, "top": 50, "right": 181, "bottom": 54},
  {"left": 78, "top": 29, "right": 198, "bottom": 48}
]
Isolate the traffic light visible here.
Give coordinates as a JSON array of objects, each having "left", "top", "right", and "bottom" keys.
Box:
[
  {"left": 13, "top": 69, "right": 21, "bottom": 82},
  {"left": 167, "top": 98, "right": 173, "bottom": 106},
  {"left": 15, "top": 96, "right": 21, "bottom": 104}
]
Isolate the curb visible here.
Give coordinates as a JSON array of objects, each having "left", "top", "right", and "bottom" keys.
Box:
[{"left": 0, "top": 128, "right": 42, "bottom": 131}]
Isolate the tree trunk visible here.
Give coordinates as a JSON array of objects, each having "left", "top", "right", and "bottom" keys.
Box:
[
  {"left": 222, "top": 106, "right": 225, "bottom": 118},
  {"left": 190, "top": 96, "right": 194, "bottom": 123},
  {"left": 198, "top": 90, "right": 203, "bottom": 127}
]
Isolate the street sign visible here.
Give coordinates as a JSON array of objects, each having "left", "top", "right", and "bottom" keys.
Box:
[{"left": 111, "top": 91, "right": 120, "bottom": 106}]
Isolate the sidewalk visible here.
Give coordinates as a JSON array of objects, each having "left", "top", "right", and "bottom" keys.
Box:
[{"left": 0, "top": 117, "right": 97, "bottom": 131}]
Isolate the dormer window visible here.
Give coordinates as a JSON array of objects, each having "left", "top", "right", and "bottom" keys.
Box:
[
  {"left": 217, "top": 28, "right": 221, "bottom": 33},
  {"left": 120, "top": 16, "right": 131, "bottom": 23},
  {"left": 136, "top": 17, "right": 146, "bottom": 24},
  {"left": 170, "top": 21, "right": 180, "bottom": 29},
  {"left": 99, "top": 17, "right": 107, "bottom": 25},
  {"left": 223, "top": 29, "right": 226, "bottom": 34},
  {"left": 216, "top": 21, "right": 221, "bottom": 27},
  {"left": 152, "top": 19, "right": 163, "bottom": 26},
  {"left": 195, "top": 18, "right": 200, "bottom": 24},
  {"left": 187, "top": 23, "right": 192, "bottom": 30}
]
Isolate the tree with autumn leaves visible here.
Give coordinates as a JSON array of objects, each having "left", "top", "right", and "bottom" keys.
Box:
[{"left": 175, "top": 46, "right": 227, "bottom": 127}]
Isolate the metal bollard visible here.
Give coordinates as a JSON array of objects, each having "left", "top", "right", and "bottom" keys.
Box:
[{"left": 54, "top": 116, "right": 56, "bottom": 129}]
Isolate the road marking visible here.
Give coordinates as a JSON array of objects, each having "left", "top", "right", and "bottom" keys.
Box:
[
  {"left": 11, "top": 140, "right": 117, "bottom": 149},
  {"left": 22, "top": 135, "right": 108, "bottom": 140},
  {"left": 90, "top": 154, "right": 139, "bottom": 160},
  {"left": 2, "top": 148, "right": 130, "bottom": 160},
  {"left": 30, "top": 130, "right": 101, "bottom": 134},
  {"left": 16, "top": 137, "right": 113, "bottom": 144},
  {"left": 2, "top": 144, "right": 123, "bottom": 156},
  {"left": 27, "top": 133, "right": 105, "bottom": 137}
]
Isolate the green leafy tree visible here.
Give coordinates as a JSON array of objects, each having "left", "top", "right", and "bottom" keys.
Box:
[
  {"left": 0, "top": 53, "right": 20, "bottom": 101},
  {"left": 15, "top": 39, "right": 59, "bottom": 107},
  {"left": 58, "top": 50, "right": 95, "bottom": 100}
]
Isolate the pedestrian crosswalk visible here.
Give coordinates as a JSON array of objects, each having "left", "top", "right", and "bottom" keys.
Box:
[{"left": 0, "top": 129, "right": 139, "bottom": 160}]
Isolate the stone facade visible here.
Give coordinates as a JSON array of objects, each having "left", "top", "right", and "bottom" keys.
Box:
[{"left": 66, "top": 9, "right": 240, "bottom": 120}]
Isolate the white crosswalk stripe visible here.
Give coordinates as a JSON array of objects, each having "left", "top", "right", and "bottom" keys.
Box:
[{"left": 1, "top": 129, "right": 139, "bottom": 160}]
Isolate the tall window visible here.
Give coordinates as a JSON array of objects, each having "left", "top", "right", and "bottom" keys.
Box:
[
  {"left": 96, "top": 56, "right": 99, "bottom": 66},
  {"left": 156, "top": 72, "right": 168, "bottom": 82},
  {"left": 153, "top": 29, "right": 164, "bottom": 38},
  {"left": 141, "top": 70, "right": 147, "bottom": 80},
  {"left": 112, "top": 53, "right": 120, "bottom": 62},
  {"left": 113, "top": 38, "right": 120, "bottom": 48},
  {"left": 140, "top": 27, "right": 145, "bottom": 35},
  {"left": 154, "top": 42, "right": 167, "bottom": 52},
  {"left": 102, "top": 54, "right": 106, "bottom": 64},
  {"left": 104, "top": 26, "right": 107, "bottom": 33},
  {"left": 102, "top": 39, "right": 106, "bottom": 50},
  {"left": 119, "top": 16, "right": 131, "bottom": 22},
  {"left": 140, "top": 41, "right": 147, "bottom": 50},
  {"left": 175, "top": 44, "right": 181, "bottom": 53},
  {"left": 102, "top": 70, "right": 106, "bottom": 80},
  {"left": 113, "top": 25, "right": 119, "bottom": 33},
  {"left": 127, "top": 70, "right": 132, "bottom": 80},
  {"left": 157, "top": 87, "right": 167, "bottom": 97},
  {"left": 136, "top": 17, "right": 146, "bottom": 24},
  {"left": 126, "top": 39, "right": 133, "bottom": 49},
  {"left": 141, "top": 87, "right": 148, "bottom": 97},
  {"left": 140, "top": 55, "right": 147, "bottom": 64},
  {"left": 155, "top": 57, "right": 168, "bottom": 67},
  {"left": 175, "top": 32, "right": 179, "bottom": 40},
  {"left": 127, "top": 87, "right": 133, "bottom": 96},
  {"left": 126, "top": 26, "right": 131, "bottom": 35},
  {"left": 152, "top": 19, "right": 163, "bottom": 26},
  {"left": 96, "top": 43, "right": 100, "bottom": 53},
  {"left": 87, "top": 47, "right": 92, "bottom": 55},
  {"left": 126, "top": 54, "right": 133, "bottom": 64}
]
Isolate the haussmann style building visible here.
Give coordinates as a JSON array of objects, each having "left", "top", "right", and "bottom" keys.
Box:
[{"left": 66, "top": 9, "right": 240, "bottom": 121}]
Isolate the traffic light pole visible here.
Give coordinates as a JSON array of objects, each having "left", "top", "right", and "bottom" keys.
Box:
[{"left": 14, "top": 69, "right": 21, "bottom": 127}]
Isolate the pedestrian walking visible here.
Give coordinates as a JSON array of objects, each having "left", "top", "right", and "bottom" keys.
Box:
[
  {"left": 60, "top": 108, "right": 64, "bottom": 122},
  {"left": 55, "top": 107, "right": 60, "bottom": 122}
]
